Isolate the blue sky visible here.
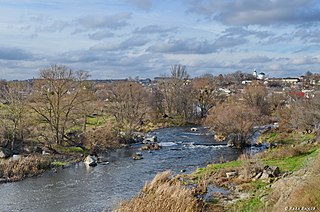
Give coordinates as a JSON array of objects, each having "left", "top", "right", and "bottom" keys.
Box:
[{"left": 0, "top": 0, "right": 320, "bottom": 80}]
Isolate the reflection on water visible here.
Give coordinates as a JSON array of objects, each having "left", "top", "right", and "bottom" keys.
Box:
[{"left": 0, "top": 126, "right": 261, "bottom": 212}]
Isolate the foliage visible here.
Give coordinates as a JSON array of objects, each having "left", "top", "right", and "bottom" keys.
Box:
[
  {"left": 51, "top": 161, "right": 69, "bottom": 166},
  {"left": 54, "top": 146, "right": 85, "bottom": 154}
]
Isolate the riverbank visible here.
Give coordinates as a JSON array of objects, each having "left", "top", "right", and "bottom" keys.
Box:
[
  {"left": 0, "top": 151, "right": 85, "bottom": 183},
  {"left": 0, "top": 119, "right": 196, "bottom": 184},
  {"left": 114, "top": 131, "right": 320, "bottom": 211},
  {"left": 0, "top": 126, "right": 243, "bottom": 211}
]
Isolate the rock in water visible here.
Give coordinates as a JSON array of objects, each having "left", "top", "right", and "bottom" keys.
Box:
[
  {"left": 191, "top": 127, "right": 198, "bottom": 132},
  {"left": 135, "top": 152, "right": 143, "bottom": 156},
  {"left": 143, "top": 135, "right": 157, "bottom": 143},
  {"left": 132, "top": 153, "right": 143, "bottom": 160},
  {"left": 140, "top": 143, "right": 161, "bottom": 151},
  {"left": 84, "top": 155, "right": 97, "bottom": 166}
]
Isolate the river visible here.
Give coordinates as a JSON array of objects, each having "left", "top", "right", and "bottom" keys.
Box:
[{"left": 0, "top": 126, "right": 263, "bottom": 212}]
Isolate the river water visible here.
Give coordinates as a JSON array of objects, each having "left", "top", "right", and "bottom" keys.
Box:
[{"left": 0, "top": 126, "right": 262, "bottom": 212}]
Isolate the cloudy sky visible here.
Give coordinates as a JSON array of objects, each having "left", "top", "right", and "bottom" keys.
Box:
[{"left": 0, "top": 0, "right": 320, "bottom": 80}]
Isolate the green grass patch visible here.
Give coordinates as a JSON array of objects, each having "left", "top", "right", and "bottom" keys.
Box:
[
  {"left": 260, "top": 132, "right": 279, "bottom": 143},
  {"left": 86, "top": 114, "right": 111, "bottom": 127},
  {"left": 259, "top": 131, "right": 317, "bottom": 145},
  {"left": 249, "top": 180, "right": 269, "bottom": 191},
  {"left": 192, "top": 160, "right": 243, "bottom": 179},
  {"left": 263, "top": 148, "right": 318, "bottom": 172},
  {"left": 231, "top": 181, "right": 271, "bottom": 212},
  {"left": 233, "top": 195, "right": 265, "bottom": 212},
  {"left": 55, "top": 146, "right": 85, "bottom": 154},
  {"left": 51, "top": 161, "right": 69, "bottom": 166}
]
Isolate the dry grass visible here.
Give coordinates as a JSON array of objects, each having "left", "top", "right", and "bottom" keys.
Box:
[
  {"left": 0, "top": 155, "right": 51, "bottom": 182},
  {"left": 284, "top": 176, "right": 320, "bottom": 209},
  {"left": 281, "top": 152, "right": 320, "bottom": 209},
  {"left": 114, "top": 171, "right": 205, "bottom": 212},
  {"left": 268, "top": 151, "right": 320, "bottom": 212}
]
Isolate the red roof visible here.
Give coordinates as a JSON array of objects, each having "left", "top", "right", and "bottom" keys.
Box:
[{"left": 289, "top": 91, "right": 305, "bottom": 98}]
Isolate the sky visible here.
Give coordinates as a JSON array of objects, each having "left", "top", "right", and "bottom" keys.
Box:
[{"left": 0, "top": 0, "right": 320, "bottom": 80}]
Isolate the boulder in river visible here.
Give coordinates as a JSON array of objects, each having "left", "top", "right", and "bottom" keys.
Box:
[
  {"left": 190, "top": 127, "right": 198, "bottom": 132},
  {"left": 214, "top": 134, "right": 226, "bottom": 142},
  {"left": 132, "top": 153, "right": 143, "bottom": 160},
  {"left": 135, "top": 152, "right": 143, "bottom": 156},
  {"left": 84, "top": 155, "right": 97, "bottom": 166},
  {"left": 140, "top": 143, "right": 161, "bottom": 151},
  {"left": 143, "top": 135, "right": 157, "bottom": 143}
]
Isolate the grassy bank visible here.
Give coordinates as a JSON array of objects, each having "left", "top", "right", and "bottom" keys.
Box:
[
  {"left": 188, "top": 141, "right": 319, "bottom": 211},
  {"left": 115, "top": 130, "right": 319, "bottom": 212}
]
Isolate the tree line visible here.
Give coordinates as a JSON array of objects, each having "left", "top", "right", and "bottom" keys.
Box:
[{"left": 0, "top": 64, "right": 319, "bottom": 152}]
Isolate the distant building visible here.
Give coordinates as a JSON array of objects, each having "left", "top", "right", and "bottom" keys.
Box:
[
  {"left": 268, "top": 77, "right": 300, "bottom": 85},
  {"left": 257, "top": 72, "right": 266, "bottom": 80},
  {"left": 153, "top": 76, "right": 171, "bottom": 83},
  {"left": 253, "top": 70, "right": 257, "bottom": 78},
  {"left": 241, "top": 80, "right": 252, "bottom": 85},
  {"left": 252, "top": 69, "right": 266, "bottom": 80},
  {"left": 139, "top": 78, "right": 152, "bottom": 85}
]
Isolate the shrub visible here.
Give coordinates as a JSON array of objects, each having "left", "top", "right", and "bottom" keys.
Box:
[
  {"left": 0, "top": 155, "right": 51, "bottom": 181},
  {"left": 114, "top": 171, "right": 205, "bottom": 212},
  {"left": 84, "top": 120, "right": 120, "bottom": 150}
]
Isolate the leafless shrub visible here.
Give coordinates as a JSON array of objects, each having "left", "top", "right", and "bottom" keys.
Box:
[
  {"left": 0, "top": 155, "right": 51, "bottom": 181},
  {"left": 115, "top": 171, "right": 205, "bottom": 212}
]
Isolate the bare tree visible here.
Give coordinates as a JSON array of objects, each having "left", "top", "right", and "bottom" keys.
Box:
[
  {"left": 30, "top": 65, "right": 91, "bottom": 145},
  {"left": 150, "top": 86, "right": 165, "bottom": 119},
  {"left": 192, "top": 76, "right": 220, "bottom": 118},
  {"left": 281, "top": 95, "right": 320, "bottom": 132},
  {"left": 205, "top": 100, "right": 260, "bottom": 148},
  {"left": 243, "top": 81, "right": 269, "bottom": 115},
  {"left": 106, "top": 81, "right": 150, "bottom": 134},
  {"left": 158, "top": 64, "right": 192, "bottom": 119},
  {"left": 0, "top": 81, "right": 29, "bottom": 150},
  {"left": 170, "top": 64, "right": 189, "bottom": 80}
]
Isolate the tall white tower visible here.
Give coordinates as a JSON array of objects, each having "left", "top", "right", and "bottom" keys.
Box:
[{"left": 253, "top": 69, "right": 257, "bottom": 78}]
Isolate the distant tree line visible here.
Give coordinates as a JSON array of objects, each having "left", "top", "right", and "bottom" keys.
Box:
[{"left": 0, "top": 65, "right": 319, "bottom": 151}]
